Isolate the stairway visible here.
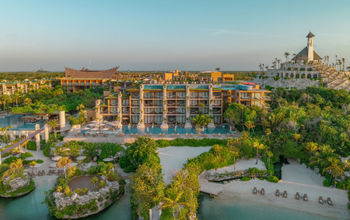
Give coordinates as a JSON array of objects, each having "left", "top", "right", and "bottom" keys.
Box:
[{"left": 311, "top": 62, "right": 350, "bottom": 91}]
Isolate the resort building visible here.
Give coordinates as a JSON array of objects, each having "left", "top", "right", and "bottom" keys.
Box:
[
  {"left": 59, "top": 66, "right": 120, "bottom": 93},
  {"left": 163, "top": 70, "right": 234, "bottom": 83},
  {"left": 254, "top": 32, "right": 350, "bottom": 91},
  {"left": 95, "top": 83, "right": 270, "bottom": 128},
  {"left": 0, "top": 80, "right": 52, "bottom": 96}
]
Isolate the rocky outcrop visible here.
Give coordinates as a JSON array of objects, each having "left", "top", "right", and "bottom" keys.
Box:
[
  {"left": 0, "top": 171, "right": 35, "bottom": 198},
  {"left": 53, "top": 179, "right": 122, "bottom": 219}
]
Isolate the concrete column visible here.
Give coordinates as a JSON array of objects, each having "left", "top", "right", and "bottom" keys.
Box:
[
  {"left": 59, "top": 111, "right": 66, "bottom": 129},
  {"left": 208, "top": 84, "right": 215, "bottom": 129},
  {"left": 160, "top": 85, "right": 168, "bottom": 130},
  {"left": 117, "top": 93, "right": 123, "bottom": 128},
  {"left": 95, "top": 100, "right": 102, "bottom": 122},
  {"left": 9, "top": 132, "right": 15, "bottom": 141},
  {"left": 137, "top": 85, "right": 145, "bottom": 129},
  {"left": 185, "top": 84, "right": 192, "bottom": 129},
  {"left": 44, "top": 124, "right": 49, "bottom": 143},
  {"left": 35, "top": 124, "right": 40, "bottom": 150}
]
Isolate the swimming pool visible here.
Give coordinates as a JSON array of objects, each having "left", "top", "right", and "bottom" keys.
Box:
[
  {"left": 122, "top": 124, "right": 232, "bottom": 134},
  {"left": 0, "top": 114, "right": 44, "bottom": 131},
  {"left": 80, "top": 124, "right": 232, "bottom": 136}
]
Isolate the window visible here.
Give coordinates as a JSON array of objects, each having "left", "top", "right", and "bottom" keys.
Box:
[
  {"left": 241, "top": 93, "right": 249, "bottom": 99},
  {"left": 145, "top": 108, "right": 153, "bottom": 114},
  {"left": 122, "top": 99, "right": 129, "bottom": 105}
]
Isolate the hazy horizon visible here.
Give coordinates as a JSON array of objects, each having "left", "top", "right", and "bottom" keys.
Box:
[{"left": 1, "top": 0, "right": 350, "bottom": 72}]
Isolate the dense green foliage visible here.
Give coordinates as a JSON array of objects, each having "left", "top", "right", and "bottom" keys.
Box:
[
  {"left": 0, "top": 72, "right": 63, "bottom": 81},
  {"left": 126, "top": 137, "right": 165, "bottom": 219},
  {"left": 26, "top": 141, "right": 37, "bottom": 151},
  {"left": 225, "top": 87, "right": 350, "bottom": 189},
  {"left": 120, "top": 137, "right": 159, "bottom": 172},
  {"left": 10, "top": 86, "right": 102, "bottom": 113},
  {"left": 52, "top": 141, "right": 124, "bottom": 162}
]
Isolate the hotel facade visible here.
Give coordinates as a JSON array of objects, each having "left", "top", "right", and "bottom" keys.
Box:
[
  {"left": 0, "top": 80, "right": 52, "bottom": 96},
  {"left": 96, "top": 83, "right": 270, "bottom": 128}
]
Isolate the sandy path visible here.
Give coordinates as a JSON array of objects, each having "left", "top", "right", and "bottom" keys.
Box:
[
  {"left": 282, "top": 159, "right": 325, "bottom": 186},
  {"left": 158, "top": 146, "right": 211, "bottom": 185}
]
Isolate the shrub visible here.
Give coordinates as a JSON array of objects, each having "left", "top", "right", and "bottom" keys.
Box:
[
  {"left": 3, "top": 156, "right": 18, "bottom": 164},
  {"left": 36, "top": 159, "right": 44, "bottom": 164},
  {"left": 240, "top": 177, "right": 251, "bottom": 181},
  {"left": 266, "top": 176, "right": 279, "bottom": 183},
  {"left": 19, "top": 152, "right": 33, "bottom": 160},
  {"left": 27, "top": 141, "right": 37, "bottom": 151},
  {"left": 98, "top": 143, "right": 124, "bottom": 162},
  {"left": 323, "top": 179, "right": 332, "bottom": 187}
]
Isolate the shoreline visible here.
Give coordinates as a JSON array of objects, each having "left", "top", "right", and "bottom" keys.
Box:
[{"left": 199, "top": 176, "right": 349, "bottom": 219}]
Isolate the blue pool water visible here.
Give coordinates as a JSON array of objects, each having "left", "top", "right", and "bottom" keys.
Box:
[
  {"left": 0, "top": 114, "right": 44, "bottom": 131},
  {"left": 121, "top": 124, "right": 232, "bottom": 135}
]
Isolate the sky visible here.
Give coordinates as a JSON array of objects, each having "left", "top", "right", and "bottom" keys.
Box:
[{"left": 0, "top": 0, "right": 350, "bottom": 71}]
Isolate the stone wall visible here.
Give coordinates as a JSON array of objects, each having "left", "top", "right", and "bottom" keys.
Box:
[
  {"left": 53, "top": 179, "right": 121, "bottom": 219},
  {"left": 252, "top": 77, "right": 319, "bottom": 89}
]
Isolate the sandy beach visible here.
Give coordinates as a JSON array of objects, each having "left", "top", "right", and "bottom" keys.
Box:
[
  {"left": 158, "top": 146, "right": 211, "bottom": 185},
  {"left": 199, "top": 159, "right": 350, "bottom": 220}
]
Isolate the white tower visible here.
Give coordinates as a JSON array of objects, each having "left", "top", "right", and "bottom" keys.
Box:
[{"left": 307, "top": 32, "right": 315, "bottom": 62}]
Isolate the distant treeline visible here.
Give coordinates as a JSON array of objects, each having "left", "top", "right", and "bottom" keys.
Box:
[
  {"left": 224, "top": 71, "right": 261, "bottom": 80},
  {"left": 0, "top": 72, "right": 64, "bottom": 81}
]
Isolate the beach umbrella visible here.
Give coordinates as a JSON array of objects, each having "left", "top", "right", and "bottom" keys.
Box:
[
  {"left": 76, "top": 156, "right": 86, "bottom": 161},
  {"left": 52, "top": 156, "right": 62, "bottom": 161},
  {"left": 103, "top": 158, "right": 114, "bottom": 162}
]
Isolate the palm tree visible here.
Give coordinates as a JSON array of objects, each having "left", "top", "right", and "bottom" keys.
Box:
[
  {"left": 162, "top": 190, "right": 190, "bottom": 219},
  {"left": 47, "top": 119, "right": 58, "bottom": 138},
  {"left": 305, "top": 142, "right": 319, "bottom": 155},
  {"left": 76, "top": 104, "right": 85, "bottom": 111},
  {"left": 232, "top": 150, "right": 240, "bottom": 170},
  {"left": 253, "top": 142, "right": 265, "bottom": 164},
  {"left": 13, "top": 92, "right": 22, "bottom": 107},
  {"left": 57, "top": 157, "right": 72, "bottom": 179},
  {"left": 284, "top": 52, "right": 290, "bottom": 62},
  {"left": 244, "top": 121, "right": 255, "bottom": 133},
  {"left": 266, "top": 151, "right": 273, "bottom": 171},
  {"left": 23, "top": 97, "right": 32, "bottom": 106},
  {"left": 323, "top": 157, "right": 344, "bottom": 180},
  {"left": 1, "top": 159, "right": 24, "bottom": 181}
]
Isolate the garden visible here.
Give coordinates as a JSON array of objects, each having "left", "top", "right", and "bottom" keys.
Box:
[{"left": 45, "top": 162, "right": 125, "bottom": 219}]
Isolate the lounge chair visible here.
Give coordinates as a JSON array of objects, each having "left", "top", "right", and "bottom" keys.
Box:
[
  {"left": 327, "top": 197, "right": 333, "bottom": 206},
  {"left": 319, "top": 196, "right": 324, "bottom": 204},
  {"left": 303, "top": 193, "right": 308, "bottom": 201},
  {"left": 295, "top": 192, "right": 300, "bottom": 200},
  {"left": 282, "top": 191, "right": 287, "bottom": 198},
  {"left": 260, "top": 188, "right": 265, "bottom": 196},
  {"left": 252, "top": 187, "right": 258, "bottom": 194},
  {"left": 275, "top": 189, "right": 280, "bottom": 197}
]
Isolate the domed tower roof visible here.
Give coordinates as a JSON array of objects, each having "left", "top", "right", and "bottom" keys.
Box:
[{"left": 306, "top": 32, "right": 315, "bottom": 38}]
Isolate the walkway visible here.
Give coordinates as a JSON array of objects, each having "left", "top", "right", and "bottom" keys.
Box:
[{"left": 1, "top": 128, "right": 43, "bottom": 155}]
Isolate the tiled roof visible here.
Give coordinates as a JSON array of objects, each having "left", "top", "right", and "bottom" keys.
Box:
[{"left": 65, "top": 66, "right": 119, "bottom": 79}]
